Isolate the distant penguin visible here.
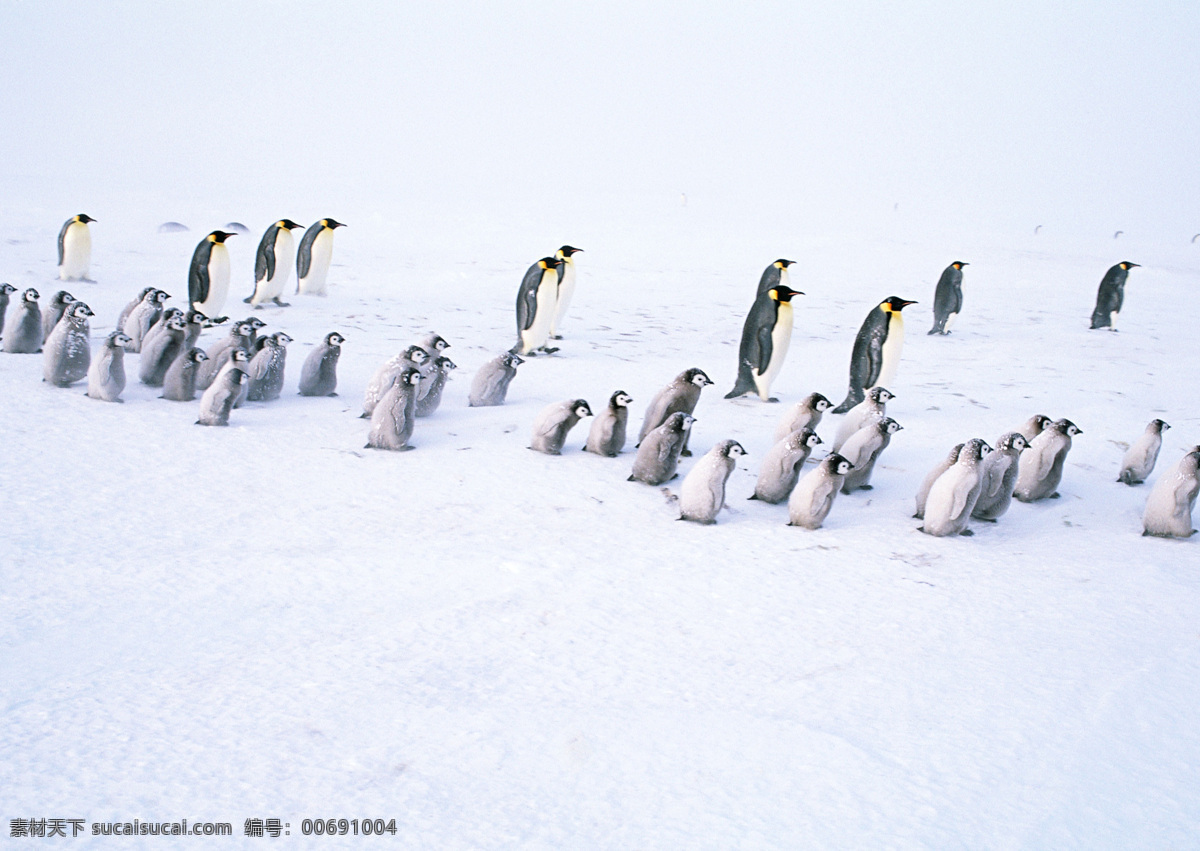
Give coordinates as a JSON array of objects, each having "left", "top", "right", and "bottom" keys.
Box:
[
  {"left": 585, "top": 390, "right": 633, "bottom": 456},
  {"left": 1090, "top": 261, "right": 1139, "bottom": 330},
  {"left": 750, "top": 428, "right": 822, "bottom": 504},
  {"left": 1118, "top": 419, "right": 1169, "bottom": 485},
  {"left": 87, "top": 331, "right": 132, "bottom": 402},
  {"left": 755, "top": 258, "right": 796, "bottom": 296},
  {"left": 298, "top": 332, "right": 345, "bottom": 397},
  {"left": 296, "top": 218, "right": 345, "bottom": 296},
  {"left": 0, "top": 283, "right": 16, "bottom": 336},
  {"left": 1016, "top": 414, "right": 1052, "bottom": 444},
  {"left": 549, "top": 245, "right": 583, "bottom": 340},
  {"left": 122, "top": 288, "right": 170, "bottom": 352},
  {"left": 196, "top": 321, "right": 255, "bottom": 390},
  {"left": 629, "top": 412, "right": 694, "bottom": 485},
  {"left": 832, "top": 386, "right": 894, "bottom": 453},
  {"left": 415, "top": 356, "right": 456, "bottom": 417},
  {"left": 787, "top": 454, "right": 854, "bottom": 530},
  {"left": 366, "top": 366, "right": 421, "bottom": 451},
  {"left": 1142, "top": 448, "right": 1200, "bottom": 538},
  {"left": 245, "top": 219, "right": 303, "bottom": 307},
  {"left": 831, "top": 297, "right": 916, "bottom": 413},
  {"left": 514, "top": 256, "right": 562, "bottom": 355},
  {"left": 839, "top": 417, "right": 902, "bottom": 494},
  {"left": 138, "top": 312, "right": 188, "bottom": 386},
  {"left": 928, "top": 261, "right": 967, "bottom": 335},
  {"left": 530, "top": 399, "right": 593, "bottom": 455},
  {"left": 973, "top": 432, "right": 1029, "bottom": 521},
  {"left": 42, "top": 300, "right": 92, "bottom": 386},
  {"left": 188, "top": 230, "right": 237, "bottom": 317},
  {"left": 1014, "top": 418, "right": 1082, "bottom": 501},
  {"left": 2, "top": 288, "right": 42, "bottom": 353},
  {"left": 637, "top": 367, "right": 713, "bottom": 457},
  {"left": 725, "top": 284, "right": 803, "bottom": 401},
  {"left": 914, "top": 443, "right": 964, "bottom": 520},
  {"left": 245, "top": 332, "right": 292, "bottom": 401},
  {"left": 41, "top": 290, "right": 76, "bottom": 341},
  {"left": 921, "top": 438, "right": 992, "bottom": 537},
  {"left": 362, "top": 345, "right": 430, "bottom": 418},
  {"left": 57, "top": 214, "right": 95, "bottom": 281},
  {"left": 772, "top": 392, "right": 831, "bottom": 443},
  {"left": 162, "top": 348, "right": 208, "bottom": 402},
  {"left": 679, "top": 440, "right": 747, "bottom": 524},
  {"left": 196, "top": 362, "right": 248, "bottom": 426},
  {"left": 468, "top": 351, "right": 524, "bottom": 407},
  {"left": 117, "top": 287, "right": 158, "bottom": 333}
]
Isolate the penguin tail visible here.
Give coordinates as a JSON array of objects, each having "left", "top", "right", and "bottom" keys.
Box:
[
  {"left": 831, "top": 387, "right": 863, "bottom": 414},
  {"left": 724, "top": 364, "right": 756, "bottom": 400}
]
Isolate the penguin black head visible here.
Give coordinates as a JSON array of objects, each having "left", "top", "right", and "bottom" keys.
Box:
[
  {"left": 230, "top": 348, "right": 251, "bottom": 363},
  {"left": 75, "top": 214, "right": 96, "bottom": 224},
  {"left": 208, "top": 230, "right": 236, "bottom": 243},
  {"left": 537, "top": 257, "right": 562, "bottom": 271},
  {"left": 880, "top": 417, "right": 903, "bottom": 435},
  {"left": 1055, "top": 419, "right": 1082, "bottom": 437},
  {"left": 155, "top": 290, "right": 171, "bottom": 303},
  {"left": 436, "top": 356, "right": 457, "bottom": 370},
  {"left": 0, "top": 283, "right": 15, "bottom": 296},
  {"left": 721, "top": 440, "right": 748, "bottom": 459},
  {"left": 826, "top": 453, "right": 854, "bottom": 475},
  {"left": 867, "top": 387, "right": 894, "bottom": 404},
  {"left": 404, "top": 345, "right": 430, "bottom": 365},
  {"left": 401, "top": 366, "right": 422, "bottom": 386},
  {"left": 424, "top": 334, "right": 449, "bottom": 352},
  {"left": 1119, "top": 261, "right": 1139, "bottom": 271},
  {"left": 611, "top": 390, "right": 633, "bottom": 408},
  {"left": 108, "top": 331, "right": 133, "bottom": 347},
  {"left": 188, "top": 348, "right": 208, "bottom": 363},
  {"left": 768, "top": 285, "right": 804, "bottom": 302},
  {"left": 572, "top": 399, "right": 593, "bottom": 419},
  {"left": 271, "top": 332, "right": 293, "bottom": 346},
  {"left": 558, "top": 245, "right": 583, "bottom": 257},
  {"left": 951, "top": 261, "right": 968, "bottom": 269},
  {"left": 279, "top": 219, "right": 304, "bottom": 230},
  {"left": 806, "top": 392, "right": 831, "bottom": 412},
  {"left": 800, "top": 429, "right": 823, "bottom": 448},
  {"left": 1000, "top": 433, "right": 1028, "bottom": 452},
  {"left": 325, "top": 332, "right": 346, "bottom": 346},
  {"left": 880, "top": 296, "right": 917, "bottom": 313},
  {"left": 683, "top": 367, "right": 713, "bottom": 387},
  {"left": 167, "top": 313, "right": 188, "bottom": 330},
  {"left": 321, "top": 218, "right": 346, "bottom": 229},
  {"left": 69, "top": 301, "right": 93, "bottom": 318},
  {"left": 242, "top": 316, "right": 267, "bottom": 330},
  {"left": 50, "top": 290, "right": 75, "bottom": 306},
  {"left": 23, "top": 288, "right": 39, "bottom": 302},
  {"left": 185, "top": 309, "right": 207, "bottom": 324},
  {"left": 1151, "top": 419, "right": 1170, "bottom": 432},
  {"left": 504, "top": 352, "right": 525, "bottom": 367},
  {"left": 773, "top": 259, "right": 796, "bottom": 269}
]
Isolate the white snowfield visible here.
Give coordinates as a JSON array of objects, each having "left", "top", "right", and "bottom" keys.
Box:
[{"left": 2, "top": 207, "right": 1199, "bottom": 847}]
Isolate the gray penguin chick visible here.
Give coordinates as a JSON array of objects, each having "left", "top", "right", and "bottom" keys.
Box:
[
  {"left": 0, "top": 282, "right": 18, "bottom": 337},
  {"left": 1119, "top": 419, "right": 1169, "bottom": 485},
  {"left": 629, "top": 412, "right": 694, "bottom": 485},
  {"left": 42, "top": 300, "right": 93, "bottom": 386},
  {"left": 914, "top": 443, "right": 964, "bottom": 519},
  {"left": 87, "top": 331, "right": 132, "bottom": 402},
  {"left": 840, "top": 417, "right": 902, "bottom": 494},
  {"left": 161, "top": 347, "right": 208, "bottom": 402},
  {"left": 832, "top": 386, "right": 893, "bottom": 453},
  {"left": 140, "top": 307, "right": 183, "bottom": 356},
  {"left": 1142, "top": 447, "right": 1200, "bottom": 538},
  {"left": 468, "top": 351, "right": 523, "bottom": 407},
  {"left": 585, "top": 390, "right": 633, "bottom": 456},
  {"left": 530, "top": 399, "right": 593, "bottom": 455},
  {"left": 973, "top": 432, "right": 1028, "bottom": 521},
  {"left": 679, "top": 439, "right": 747, "bottom": 523},
  {"left": 1015, "top": 414, "right": 1052, "bottom": 444},
  {"left": 2, "top": 288, "right": 42, "bottom": 353},
  {"left": 921, "top": 438, "right": 992, "bottom": 536},
  {"left": 362, "top": 345, "right": 429, "bottom": 418},
  {"left": 196, "top": 365, "right": 248, "bottom": 426},
  {"left": 1014, "top": 418, "right": 1081, "bottom": 502},
  {"left": 415, "top": 356, "right": 457, "bottom": 417},
  {"left": 139, "top": 312, "right": 188, "bottom": 386},
  {"left": 298, "top": 332, "right": 344, "bottom": 397},
  {"left": 197, "top": 321, "right": 255, "bottom": 390},
  {"left": 637, "top": 367, "right": 713, "bottom": 457},
  {"left": 366, "top": 366, "right": 422, "bottom": 451},
  {"left": 246, "top": 332, "right": 292, "bottom": 401},
  {"left": 41, "top": 290, "right": 76, "bottom": 341},
  {"left": 788, "top": 454, "right": 854, "bottom": 530},
  {"left": 772, "top": 392, "right": 831, "bottom": 444},
  {"left": 751, "top": 428, "right": 822, "bottom": 504},
  {"left": 116, "top": 287, "right": 156, "bottom": 335},
  {"left": 122, "top": 288, "right": 170, "bottom": 353}
]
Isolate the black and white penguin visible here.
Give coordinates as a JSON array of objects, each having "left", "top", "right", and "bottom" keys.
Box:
[
  {"left": 772, "top": 391, "right": 831, "bottom": 443},
  {"left": 57, "top": 214, "right": 95, "bottom": 281},
  {"left": 755, "top": 259, "right": 796, "bottom": 296},
  {"left": 629, "top": 412, "right": 694, "bottom": 485},
  {"left": 161, "top": 348, "right": 208, "bottom": 402},
  {"left": 725, "top": 283, "right": 803, "bottom": 402},
  {"left": 196, "top": 320, "right": 255, "bottom": 390},
  {"left": 585, "top": 390, "right": 634, "bottom": 457},
  {"left": 1090, "top": 261, "right": 1139, "bottom": 330},
  {"left": 637, "top": 367, "right": 713, "bottom": 456},
  {"left": 514, "top": 256, "right": 563, "bottom": 355},
  {"left": 245, "top": 332, "right": 292, "bottom": 401},
  {"left": 141, "top": 307, "right": 184, "bottom": 355},
  {"left": 116, "top": 287, "right": 158, "bottom": 334},
  {"left": 296, "top": 218, "right": 345, "bottom": 296},
  {"left": 415, "top": 356, "right": 456, "bottom": 418},
  {"left": 362, "top": 345, "right": 430, "bottom": 418},
  {"left": 87, "top": 331, "right": 132, "bottom": 402},
  {"left": 189, "top": 230, "right": 237, "bottom": 317},
  {"left": 138, "top": 312, "right": 189, "bottom": 387},
  {"left": 42, "top": 300, "right": 93, "bottom": 386},
  {"left": 1014, "top": 418, "right": 1082, "bottom": 501},
  {"left": 530, "top": 399, "right": 593, "bottom": 455},
  {"left": 467, "top": 352, "right": 523, "bottom": 407},
  {"left": 831, "top": 296, "right": 917, "bottom": 413},
  {"left": 921, "top": 438, "right": 992, "bottom": 537},
  {"left": 787, "top": 454, "right": 854, "bottom": 530},
  {"left": 751, "top": 428, "right": 822, "bottom": 504},
  {"left": 245, "top": 219, "right": 304, "bottom": 307},
  {"left": 839, "top": 417, "right": 903, "bottom": 494},
  {"left": 298, "top": 332, "right": 345, "bottom": 397},
  {"left": 122, "top": 288, "right": 171, "bottom": 353},
  {"left": 928, "top": 261, "right": 967, "bottom": 335},
  {"left": 679, "top": 440, "right": 748, "bottom": 524},
  {"left": 196, "top": 362, "right": 248, "bottom": 426},
  {"left": 366, "top": 366, "right": 421, "bottom": 451},
  {"left": 549, "top": 245, "right": 583, "bottom": 340},
  {"left": 2, "top": 288, "right": 42, "bottom": 353}
]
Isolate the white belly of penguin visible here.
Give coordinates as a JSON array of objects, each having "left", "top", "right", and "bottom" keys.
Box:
[
  {"left": 198, "top": 244, "right": 231, "bottom": 317},
  {"left": 60, "top": 224, "right": 91, "bottom": 280},
  {"left": 523, "top": 273, "right": 558, "bottom": 351},
  {"left": 875, "top": 313, "right": 904, "bottom": 391},
  {"left": 257, "top": 229, "right": 295, "bottom": 301},
  {"left": 550, "top": 261, "right": 576, "bottom": 334},
  {"left": 753, "top": 303, "right": 793, "bottom": 400},
  {"left": 299, "top": 230, "right": 334, "bottom": 294},
  {"left": 944, "top": 311, "right": 958, "bottom": 332}
]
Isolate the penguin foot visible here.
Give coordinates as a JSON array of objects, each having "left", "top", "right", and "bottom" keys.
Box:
[
  {"left": 539, "top": 346, "right": 560, "bottom": 354},
  {"left": 272, "top": 298, "right": 290, "bottom": 307},
  {"left": 550, "top": 334, "right": 563, "bottom": 340},
  {"left": 253, "top": 304, "right": 264, "bottom": 310},
  {"left": 681, "top": 449, "right": 692, "bottom": 457},
  {"left": 1049, "top": 492, "right": 1061, "bottom": 499},
  {"left": 327, "top": 392, "right": 338, "bottom": 397},
  {"left": 243, "top": 295, "right": 254, "bottom": 304},
  {"left": 358, "top": 412, "right": 370, "bottom": 419},
  {"left": 912, "top": 513, "right": 922, "bottom": 519},
  {"left": 975, "top": 517, "right": 998, "bottom": 523},
  {"left": 858, "top": 485, "right": 874, "bottom": 491},
  {"left": 766, "top": 397, "right": 780, "bottom": 403},
  {"left": 960, "top": 529, "right": 975, "bottom": 537},
  {"left": 626, "top": 475, "right": 636, "bottom": 482}
]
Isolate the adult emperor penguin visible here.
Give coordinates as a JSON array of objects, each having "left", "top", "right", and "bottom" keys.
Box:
[
  {"left": 1090, "top": 261, "right": 1139, "bottom": 330},
  {"left": 530, "top": 399, "right": 593, "bottom": 455},
  {"left": 972, "top": 432, "right": 1029, "bottom": 521},
  {"left": 637, "top": 367, "right": 713, "bottom": 456},
  {"left": 1142, "top": 447, "right": 1200, "bottom": 538},
  {"left": 189, "top": 230, "right": 237, "bottom": 318},
  {"left": 629, "top": 412, "right": 694, "bottom": 485},
  {"left": 832, "top": 386, "right": 893, "bottom": 453},
  {"left": 246, "top": 332, "right": 292, "bottom": 401},
  {"left": 296, "top": 218, "right": 345, "bottom": 296},
  {"left": 724, "top": 283, "right": 803, "bottom": 402},
  {"left": 921, "top": 438, "right": 992, "bottom": 537},
  {"left": 2, "top": 288, "right": 42, "bottom": 353},
  {"left": 366, "top": 366, "right": 422, "bottom": 451},
  {"left": 1118, "top": 419, "right": 1170, "bottom": 485},
  {"left": 0, "top": 283, "right": 16, "bottom": 336},
  {"left": 298, "top": 332, "right": 345, "bottom": 397},
  {"left": 831, "top": 296, "right": 917, "bottom": 413},
  {"left": 161, "top": 348, "right": 208, "bottom": 402},
  {"left": 914, "top": 443, "right": 964, "bottom": 520},
  {"left": 787, "top": 454, "right": 854, "bottom": 530},
  {"left": 42, "top": 300, "right": 93, "bottom": 386},
  {"left": 585, "top": 390, "right": 634, "bottom": 456},
  {"left": 41, "top": 290, "right": 76, "bottom": 341},
  {"left": 468, "top": 351, "right": 523, "bottom": 407},
  {"left": 57, "top": 214, "right": 95, "bottom": 281},
  {"left": 928, "top": 261, "right": 968, "bottom": 335},
  {"left": 754, "top": 258, "right": 797, "bottom": 296},
  {"left": 245, "top": 219, "right": 304, "bottom": 307},
  {"left": 750, "top": 428, "right": 822, "bottom": 504},
  {"left": 87, "top": 331, "right": 132, "bottom": 402},
  {"left": 1014, "top": 418, "right": 1082, "bottom": 501},
  {"left": 549, "top": 245, "right": 583, "bottom": 340},
  {"left": 679, "top": 440, "right": 747, "bottom": 524},
  {"left": 514, "top": 256, "right": 563, "bottom": 355}
]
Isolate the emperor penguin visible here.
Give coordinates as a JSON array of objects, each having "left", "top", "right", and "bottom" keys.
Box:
[
  {"left": 549, "top": 245, "right": 583, "bottom": 340},
  {"left": 87, "top": 331, "right": 132, "bottom": 402},
  {"left": 1016, "top": 414, "right": 1052, "bottom": 443},
  {"left": 41, "top": 290, "right": 76, "bottom": 341},
  {"left": 42, "top": 300, "right": 93, "bottom": 386},
  {"left": 1118, "top": 419, "right": 1170, "bottom": 485},
  {"left": 298, "top": 332, "right": 345, "bottom": 397},
  {"left": 189, "top": 230, "right": 237, "bottom": 317},
  {"left": 57, "top": 214, "right": 95, "bottom": 281},
  {"left": 787, "top": 454, "right": 854, "bottom": 530},
  {"left": 585, "top": 390, "right": 633, "bottom": 456},
  {"left": 514, "top": 256, "right": 563, "bottom": 355},
  {"left": 832, "top": 386, "right": 894, "bottom": 453},
  {"left": 161, "top": 348, "right": 208, "bottom": 402},
  {"left": 468, "top": 351, "right": 523, "bottom": 407},
  {"left": 245, "top": 332, "right": 292, "bottom": 401},
  {"left": 914, "top": 443, "right": 964, "bottom": 520},
  {"left": 215, "top": 347, "right": 253, "bottom": 409},
  {"left": 196, "top": 362, "right": 248, "bottom": 426},
  {"left": 141, "top": 307, "right": 183, "bottom": 355},
  {"left": 366, "top": 366, "right": 422, "bottom": 451},
  {"left": 0, "top": 283, "right": 17, "bottom": 336},
  {"left": 362, "top": 345, "right": 430, "bottom": 418},
  {"left": 724, "top": 283, "right": 803, "bottom": 401},
  {"left": 1014, "top": 418, "right": 1082, "bottom": 501},
  {"left": 245, "top": 219, "right": 304, "bottom": 307},
  {"left": 772, "top": 392, "right": 830, "bottom": 443},
  {"left": 629, "top": 412, "right": 694, "bottom": 485},
  {"left": 116, "top": 287, "right": 158, "bottom": 333},
  {"left": 755, "top": 258, "right": 797, "bottom": 296},
  {"left": 921, "top": 438, "right": 992, "bottom": 537},
  {"left": 831, "top": 297, "right": 917, "bottom": 413},
  {"left": 415, "top": 356, "right": 456, "bottom": 418},
  {"left": 637, "top": 367, "right": 713, "bottom": 457},
  {"left": 839, "top": 417, "right": 903, "bottom": 494},
  {"left": 415, "top": 333, "right": 451, "bottom": 404},
  {"left": 182, "top": 309, "right": 210, "bottom": 350},
  {"left": 2, "top": 288, "right": 43, "bottom": 353},
  {"left": 928, "top": 261, "right": 968, "bottom": 334},
  {"left": 530, "top": 399, "right": 593, "bottom": 455},
  {"left": 138, "top": 312, "right": 189, "bottom": 386},
  {"left": 122, "top": 288, "right": 171, "bottom": 352},
  {"left": 750, "top": 428, "right": 822, "bottom": 504},
  {"left": 679, "top": 440, "right": 747, "bottom": 524},
  {"left": 296, "top": 218, "right": 345, "bottom": 296},
  {"left": 196, "top": 320, "right": 255, "bottom": 390},
  {"left": 972, "top": 432, "right": 1029, "bottom": 521},
  {"left": 1142, "top": 447, "right": 1200, "bottom": 538},
  {"left": 1090, "top": 261, "right": 1139, "bottom": 330}
]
